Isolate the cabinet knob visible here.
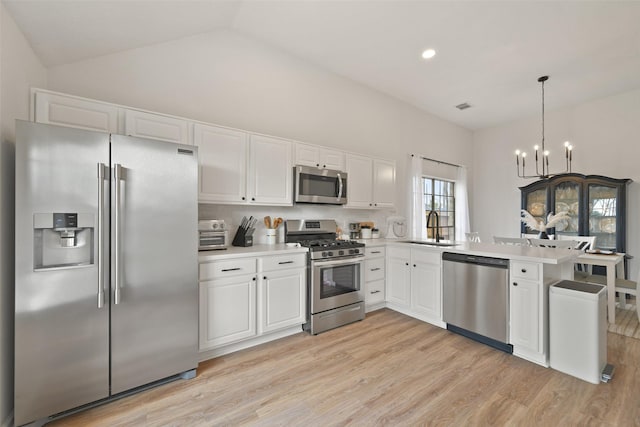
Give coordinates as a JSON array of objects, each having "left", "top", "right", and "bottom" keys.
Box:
[
  {"left": 413, "top": 264, "right": 416, "bottom": 267},
  {"left": 405, "top": 262, "right": 409, "bottom": 266},
  {"left": 263, "top": 276, "right": 267, "bottom": 280},
  {"left": 252, "top": 277, "right": 256, "bottom": 281},
  {"left": 241, "top": 197, "right": 246, "bottom": 200},
  {"left": 252, "top": 197, "right": 256, "bottom": 201},
  {"left": 513, "top": 282, "right": 518, "bottom": 286},
  {"left": 521, "top": 268, "right": 527, "bottom": 273},
  {"left": 316, "top": 163, "right": 320, "bottom": 167},
  {"left": 374, "top": 203, "right": 378, "bottom": 207},
  {"left": 323, "top": 164, "right": 326, "bottom": 168}
]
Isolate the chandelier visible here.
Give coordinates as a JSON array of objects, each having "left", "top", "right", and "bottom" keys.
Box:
[{"left": 515, "top": 76, "right": 574, "bottom": 179}]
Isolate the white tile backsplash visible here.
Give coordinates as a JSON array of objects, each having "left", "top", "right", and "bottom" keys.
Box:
[{"left": 199, "top": 203, "right": 397, "bottom": 244}]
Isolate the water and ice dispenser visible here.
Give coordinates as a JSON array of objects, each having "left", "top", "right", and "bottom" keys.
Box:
[{"left": 33, "top": 213, "right": 94, "bottom": 270}]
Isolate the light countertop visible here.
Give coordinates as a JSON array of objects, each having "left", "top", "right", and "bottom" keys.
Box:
[
  {"left": 199, "top": 243, "right": 308, "bottom": 261},
  {"left": 384, "top": 240, "right": 577, "bottom": 264}
]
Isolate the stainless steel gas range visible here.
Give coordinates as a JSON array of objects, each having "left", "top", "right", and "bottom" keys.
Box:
[{"left": 285, "top": 219, "right": 365, "bottom": 334}]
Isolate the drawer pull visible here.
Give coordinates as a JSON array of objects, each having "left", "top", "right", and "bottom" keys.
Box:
[
  {"left": 371, "top": 251, "right": 381, "bottom": 254},
  {"left": 370, "top": 267, "right": 381, "bottom": 272},
  {"left": 221, "top": 267, "right": 241, "bottom": 272},
  {"left": 371, "top": 290, "right": 381, "bottom": 294},
  {"left": 278, "top": 261, "right": 294, "bottom": 265}
]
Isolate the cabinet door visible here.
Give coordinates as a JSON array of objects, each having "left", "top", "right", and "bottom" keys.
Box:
[
  {"left": 553, "top": 180, "right": 580, "bottom": 236},
  {"left": 373, "top": 159, "right": 395, "bottom": 208},
  {"left": 194, "top": 123, "right": 248, "bottom": 203},
  {"left": 259, "top": 268, "right": 306, "bottom": 334},
  {"left": 294, "top": 143, "right": 321, "bottom": 168},
  {"left": 588, "top": 183, "right": 619, "bottom": 251},
  {"left": 345, "top": 154, "right": 373, "bottom": 208},
  {"left": 411, "top": 261, "right": 441, "bottom": 319},
  {"left": 509, "top": 279, "right": 539, "bottom": 352},
  {"left": 248, "top": 134, "right": 293, "bottom": 205},
  {"left": 199, "top": 275, "right": 257, "bottom": 350},
  {"left": 386, "top": 255, "right": 411, "bottom": 307},
  {"left": 124, "top": 109, "right": 189, "bottom": 144},
  {"left": 320, "top": 148, "right": 345, "bottom": 171},
  {"left": 34, "top": 91, "right": 118, "bottom": 133}
]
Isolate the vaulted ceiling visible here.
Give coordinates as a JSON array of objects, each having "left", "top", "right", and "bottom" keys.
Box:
[{"left": 4, "top": 0, "right": 640, "bottom": 130}]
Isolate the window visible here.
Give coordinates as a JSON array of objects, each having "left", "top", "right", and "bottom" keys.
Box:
[{"left": 423, "top": 178, "right": 455, "bottom": 240}]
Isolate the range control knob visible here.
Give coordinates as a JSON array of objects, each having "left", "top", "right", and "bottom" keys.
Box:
[
  {"left": 339, "top": 250, "right": 344, "bottom": 256},
  {"left": 348, "top": 249, "right": 355, "bottom": 254},
  {"left": 328, "top": 251, "right": 334, "bottom": 257},
  {"left": 322, "top": 252, "right": 328, "bottom": 257},
  {"left": 354, "top": 249, "right": 360, "bottom": 254}
]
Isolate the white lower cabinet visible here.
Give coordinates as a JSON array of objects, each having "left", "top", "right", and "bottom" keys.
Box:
[
  {"left": 410, "top": 252, "right": 441, "bottom": 320},
  {"left": 200, "top": 274, "right": 257, "bottom": 349},
  {"left": 364, "top": 246, "right": 386, "bottom": 311},
  {"left": 199, "top": 252, "right": 306, "bottom": 359},
  {"left": 386, "top": 246, "right": 443, "bottom": 327},
  {"left": 259, "top": 255, "right": 306, "bottom": 334},
  {"left": 386, "top": 247, "right": 411, "bottom": 307},
  {"left": 509, "top": 260, "right": 548, "bottom": 366}
]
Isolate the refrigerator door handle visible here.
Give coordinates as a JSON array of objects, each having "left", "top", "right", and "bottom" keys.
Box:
[
  {"left": 114, "top": 163, "right": 123, "bottom": 305},
  {"left": 97, "top": 163, "right": 106, "bottom": 308}
]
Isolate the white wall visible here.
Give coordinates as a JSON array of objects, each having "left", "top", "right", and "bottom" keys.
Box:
[
  {"left": 46, "top": 29, "right": 473, "bottom": 228},
  {"left": 472, "top": 89, "right": 640, "bottom": 277},
  {"left": 0, "top": 4, "right": 47, "bottom": 426}
]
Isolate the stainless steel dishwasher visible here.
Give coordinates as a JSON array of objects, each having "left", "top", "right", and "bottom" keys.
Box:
[{"left": 442, "top": 252, "right": 512, "bottom": 353}]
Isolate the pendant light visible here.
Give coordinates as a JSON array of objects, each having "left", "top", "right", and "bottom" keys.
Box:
[{"left": 515, "top": 76, "right": 574, "bottom": 179}]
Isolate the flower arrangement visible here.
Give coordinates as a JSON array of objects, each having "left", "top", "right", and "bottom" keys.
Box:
[{"left": 520, "top": 210, "right": 570, "bottom": 232}]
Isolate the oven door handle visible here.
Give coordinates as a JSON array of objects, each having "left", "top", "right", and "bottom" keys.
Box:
[{"left": 312, "top": 257, "right": 364, "bottom": 268}]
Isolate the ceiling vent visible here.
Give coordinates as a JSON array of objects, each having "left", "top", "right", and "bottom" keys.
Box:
[{"left": 455, "top": 103, "right": 471, "bottom": 110}]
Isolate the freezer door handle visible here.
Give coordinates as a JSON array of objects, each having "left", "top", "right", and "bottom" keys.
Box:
[
  {"left": 97, "top": 163, "right": 106, "bottom": 308},
  {"left": 114, "top": 163, "right": 123, "bottom": 305}
]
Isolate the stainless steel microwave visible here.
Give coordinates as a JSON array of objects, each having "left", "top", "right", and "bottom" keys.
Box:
[{"left": 293, "top": 165, "right": 347, "bottom": 205}]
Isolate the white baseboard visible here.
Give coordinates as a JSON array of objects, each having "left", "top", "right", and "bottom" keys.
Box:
[
  {"left": 2, "top": 410, "right": 14, "bottom": 427},
  {"left": 198, "top": 325, "right": 303, "bottom": 362}
]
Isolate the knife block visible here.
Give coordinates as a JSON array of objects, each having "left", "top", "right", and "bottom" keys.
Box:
[{"left": 232, "top": 227, "right": 254, "bottom": 247}]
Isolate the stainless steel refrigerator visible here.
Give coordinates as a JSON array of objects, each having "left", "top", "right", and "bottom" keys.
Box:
[{"left": 14, "top": 120, "right": 199, "bottom": 426}]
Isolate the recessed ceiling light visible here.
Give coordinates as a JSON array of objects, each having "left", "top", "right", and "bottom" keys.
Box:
[{"left": 421, "top": 49, "right": 436, "bottom": 59}]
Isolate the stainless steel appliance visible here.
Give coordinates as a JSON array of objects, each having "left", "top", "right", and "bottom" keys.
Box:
[
  {"left": 285, "top": 219, "right": 365, "bottom": 334},
  {"left": 15, "top": 121, "right": 199, "bottom": 426},
  {"left": 199, "top": 219, "right": 228, "bottom": 250},
  {"left": 293, "top": 165, "right": 347, "bottom": 205},
  {"left": 442, "top": 252, "right": 512, "bottom": 353}
]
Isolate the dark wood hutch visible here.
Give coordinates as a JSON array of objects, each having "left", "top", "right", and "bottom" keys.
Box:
[{"left": 520, "top": 174, "right": 631, "bottom": 258}]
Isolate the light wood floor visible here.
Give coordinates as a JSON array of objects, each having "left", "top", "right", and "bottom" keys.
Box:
[{"left": 50, "top": 309, "right": 640, "bottom": 426}]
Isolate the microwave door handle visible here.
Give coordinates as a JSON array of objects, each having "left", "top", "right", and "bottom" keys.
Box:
[{"left": 337, "top": 173, "right": 343, "bottom": 201}]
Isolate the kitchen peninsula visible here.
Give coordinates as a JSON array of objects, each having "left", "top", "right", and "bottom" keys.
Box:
[{"left": 386, "top": 240, "right": 576, "bottom": 367}]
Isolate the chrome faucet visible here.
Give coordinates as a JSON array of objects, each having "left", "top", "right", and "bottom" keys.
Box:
[{"left": 426, "top": 210, "right": 441, "bottom": 242}]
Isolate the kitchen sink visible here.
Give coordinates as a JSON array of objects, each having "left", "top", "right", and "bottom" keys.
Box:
[{"left": 398, "top": 240, "right": 460, "bottom": 247}]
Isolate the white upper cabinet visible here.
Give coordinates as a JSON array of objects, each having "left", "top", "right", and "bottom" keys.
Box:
[
  {"left": 34, "top": 91, "right": 118, "bottom": 133},
  {"left": 195, "top": 127, "right": 292, "bottom": 206},
  {"left": 248, "top": 134, "right": 293, "bottom": 206},
  {"left": 294, "top": 143, "right": 345, "bottom": 171},
  {"left": 194, "top": 123, "right": 248, "bottom": 204},
  {"left": 124, "top": 109, "right": 190, "bottom": 144},
  {"left": 373, "top": 159, "right": 396, "bottom": 208},
  {"left": 345, "top": 154, "right": 395, "bottom": 208}
]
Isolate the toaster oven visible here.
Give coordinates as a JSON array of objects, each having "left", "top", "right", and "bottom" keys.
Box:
[{"left": 198, "top": 220, "right": 228, "bottom": 250}]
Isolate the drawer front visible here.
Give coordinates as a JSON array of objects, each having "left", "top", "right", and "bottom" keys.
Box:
[
  {"left": 365, "top": 258, "right": 385, "bottom": 282},
  {"left": 511, "top": 261, "right": 540, "bottom": 281},
  {"left": 199, "top": 257, "right": 257, "bottom": 281},
  {"left": 366, "top": 279, "right": 385, "bottom": 305},
  {"left": 365, "top": 246, "right": 385, "bottom": 258},
  {"left": 261, "top": 253, "right": 307, "bottom": 271}
]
